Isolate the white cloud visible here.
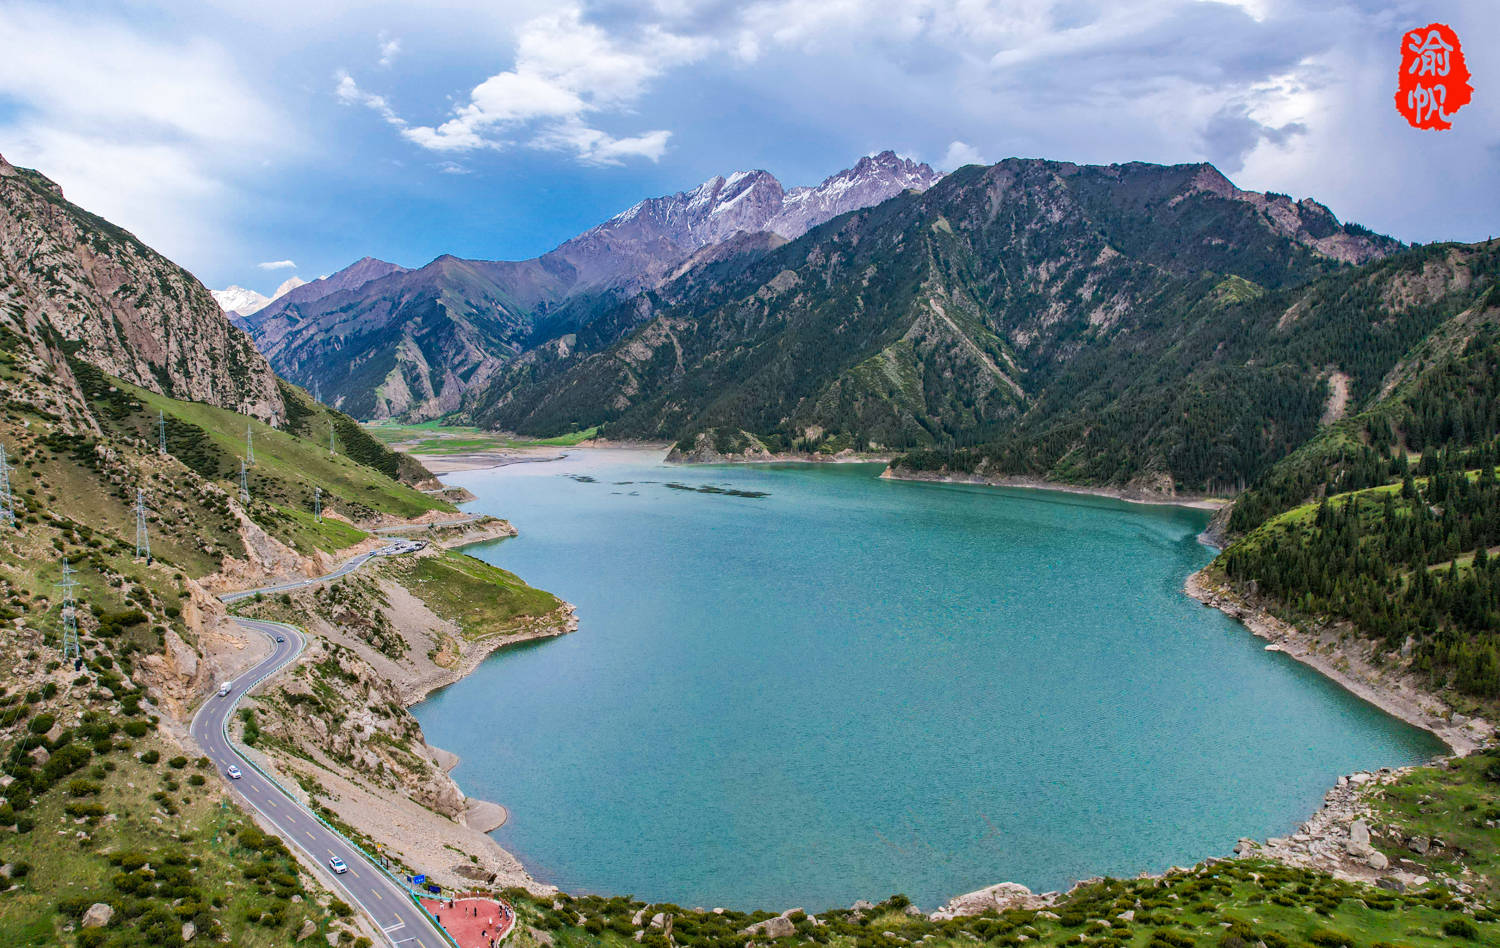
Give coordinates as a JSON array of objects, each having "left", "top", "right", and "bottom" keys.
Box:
[
  {"left": 344, "top": 5, "right": 699, "bottom": 164},
  {"left": 0, "top": 2, "right": 285, "bottom": 266},
  {"left": 378, "top": 33, "right": 402, "bottom": 68},
  {"left": 257, "top": 259, "right": 298, "bottom": 270},
  {"left": 943, "top": 141, "right": 986, "bottom": 169}
]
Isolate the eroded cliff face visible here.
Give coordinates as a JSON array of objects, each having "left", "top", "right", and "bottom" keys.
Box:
[{"left": 0, "top": 153, "right": 283, "bottom": 420}]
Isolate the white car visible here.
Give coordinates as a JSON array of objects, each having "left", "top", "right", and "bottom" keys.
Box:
[
  {"left": 329, "top": 856, "right": 348, "bottom": 874},
  {"left": 226, "top": 765, "right": 242, "bottom": 780}
]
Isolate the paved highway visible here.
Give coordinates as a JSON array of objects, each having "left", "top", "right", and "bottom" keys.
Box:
[
  {"left": 218, "top": 545, "right": 400, "bottom": 604},
  {"left": 196, "top": 557, "right": 457, "bottom": 947}
]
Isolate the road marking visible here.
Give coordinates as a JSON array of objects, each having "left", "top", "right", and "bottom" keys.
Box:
[{"left": 382, "top": 921, "right": 407, "bottom": 932}]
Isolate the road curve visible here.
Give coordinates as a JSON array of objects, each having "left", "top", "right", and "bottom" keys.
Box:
[
  {"left": 195, "top": 554, "right": 458, "bottom": 947},
  {"left": 218, "top": 545, "right": 397, "bottom": 604}
]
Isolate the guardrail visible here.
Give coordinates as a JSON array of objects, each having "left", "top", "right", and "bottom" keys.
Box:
[{"left": 214, "top": 616, "right": 466, "bottom": 948}]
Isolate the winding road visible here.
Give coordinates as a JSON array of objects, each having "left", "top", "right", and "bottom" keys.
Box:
[{"left": 192, "top": 548, "right": 462, "bottom": 948}]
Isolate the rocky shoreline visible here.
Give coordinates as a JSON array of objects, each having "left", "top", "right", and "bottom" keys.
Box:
[
  {"left": 879, "top": 468, "right": 1227, "bottom": 510},
  {"left": 1184, "top": 570, "right": 1488, "bottom": 754}
]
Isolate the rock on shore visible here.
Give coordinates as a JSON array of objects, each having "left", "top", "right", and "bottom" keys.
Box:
[{"left": 930, "top": 882, "right": 1053, "bottom": 920}]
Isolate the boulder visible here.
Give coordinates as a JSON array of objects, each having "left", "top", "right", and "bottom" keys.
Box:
[
  {"left": 632, "top": 908, "right": 648, "bottom": 926},
  {"left": 1376, "top": 877, "right": 1405, "bottom": 893},
  {"left": 1346, "top": 820, "right": 1373, "bottom": 857},
  {"left": 851, "top": 901, "right": 875, "bottom": 912},
  {"left": 650, "top": 912, "right": 667, "bottom": 930},
  {"left": 931, "top": 882, "right": 1049, "bottom": 921},
  {"left": 1364, "top": 851, "right": 1389, "bottom": 871},
  {"left": 81, "top": 903, "right": 114, "bottom": 928},
  {"left": 183, "top": 921, "right": 198, "bottom": 942},
  {"left": 1408, "top": 836, "right": 1431, "bottom": 855},
  {"left": 295, "top": 919, "right": 315, "bottom": 942},
  {"left": 164, "top": 630, "right": 198, "bottom": 679},
  {"left": 528, "top": 927, "right": 556, "bottom": 947},
  {"left": 741, "top": 916, "right": 796, "bottom": 939}
]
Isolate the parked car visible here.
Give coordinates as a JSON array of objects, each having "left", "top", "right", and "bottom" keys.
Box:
[
  {"left": 329, "top": 856, "right": 348, "bottom": 874},
  {"left": 275, "top": 635, "right": 285, "bottom": 643},
  {"left": 226, "top": 765, "right": 242, "bottom": 780}
]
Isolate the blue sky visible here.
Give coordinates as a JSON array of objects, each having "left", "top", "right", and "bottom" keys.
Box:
[{"left": 1, "top": 1, "right": 1496, "bottom": 295}]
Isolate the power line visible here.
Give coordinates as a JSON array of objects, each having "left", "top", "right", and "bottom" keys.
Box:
[
  {"left": 0, "top": 442, "right": 15, "bottom": 529},
  {"left": 239, "top": 457, "right": 250, "bottom": 505},
  {"left": 134, "top": 489, "right": 151, "bottom": 562},
  {"left": 314, "top": 486, "right": 322, "bottom": 523},
  {"left": 58, "top": 561, "right": 80, "bottom": 663}
]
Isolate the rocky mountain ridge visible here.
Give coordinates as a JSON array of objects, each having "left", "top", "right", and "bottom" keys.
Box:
[
  {"left": 239, "top": 150, "right": 942, "bottom": 420},
  {"left": 465, "top": 156, "right": 1404, "bottom": 495},
  {"left": 0, "top": 152, "right": 283, "bottom": 420}
]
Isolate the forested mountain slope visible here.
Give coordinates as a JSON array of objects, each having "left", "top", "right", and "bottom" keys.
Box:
[
  {"left": 1195, "top": 250, "right": 1500, "bottom": 700},
  {"left": 464, "top": 158, "right": 1398, "bottom": 492}
]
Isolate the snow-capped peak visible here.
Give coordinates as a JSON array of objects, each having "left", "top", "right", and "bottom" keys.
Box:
[{"left": 212, "top": 285, "right": 271, "bottom": 318}]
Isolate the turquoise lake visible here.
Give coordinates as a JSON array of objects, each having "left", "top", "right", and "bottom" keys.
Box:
[{"left": 413, "top": 449, "right": 1443, "bottom": 911}]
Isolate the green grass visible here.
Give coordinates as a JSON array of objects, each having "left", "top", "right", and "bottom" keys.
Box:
[
  {"left": 247, "top": 504, "right": 370, "bottom": 557},
  {"left": 113, "top": 380, "right": 449, "bottom": 521},
  {"left": 363, "top": 420, "right": 599, "bottom": 453},
  {"left": 0, "top": 733, "right": 336, "bottom": 948},
  {"left": 1368, "top": 747, "right": 1500, "bottom": 898},
  {"left": 379, "top": 550, "right": 563, "bottom": 641},
  {"left": 497, "top": 857, "right": 1498, "bottom": 948}
]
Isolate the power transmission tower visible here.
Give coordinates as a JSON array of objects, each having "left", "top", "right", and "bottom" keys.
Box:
[
  {"left": 158, "top": 410, "right": 167, "bottom": 455},
  {"left": 134, "top": 489, "right": 151, "bottom": 561},
  {"left": 0, "top": 442, "right": 15, "bottom": 529},
  {"left": 314, "top": 486, "right": 322, "bottom": 523},
  {"left": 58, "top": 561, "right": 80, "bottom": 662},
  {"left": 239, "top": 458, "right": 250, "bottom": 505},
  {"left": 314, "top": 380, "right": 321, "bottom": 404},
  {"left": 246, "top": 423, "right": 254, "bottom": 465},
  {"left": 329, "top": 425, "right": 336, "bottom": 456}
]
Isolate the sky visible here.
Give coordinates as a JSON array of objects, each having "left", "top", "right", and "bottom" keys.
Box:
[{"left": 0, "top": 1, "right": 1495, "bottom": 295}]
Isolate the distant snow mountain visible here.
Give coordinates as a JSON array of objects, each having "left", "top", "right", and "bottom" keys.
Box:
[
  {"left": 211, "top": 285, "right": 271, "bottom": 318},
  {"left": 212, "top": 275, "right": 308, "bottom": 320},
  {"left": 238, "top": 150, "right": 945, "bottom": 420},
  {"left": 563, "top": 150, "right": 943, "bottom": 289}
]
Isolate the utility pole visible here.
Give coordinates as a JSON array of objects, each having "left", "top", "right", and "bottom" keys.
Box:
[
  {"left": 0, "top": 442, "right": 15, "bottom": 529},
  {"left": 134, "top": 489, "right": 151, "bottom": 561},
  {"left": 314, "top": 486, "right": 322, "bottom": 523},
  {"left": 58, "top": 561, "right": 80, "bottom": 663},
  {"left": 158, "top": 410, "right": 167, "bottom": 455},
  {"left": 239, "top": 458, "right": 250, "bottom": 505},
  {"left": 246, "top": 423, "right": 255, "bottom": 465}
]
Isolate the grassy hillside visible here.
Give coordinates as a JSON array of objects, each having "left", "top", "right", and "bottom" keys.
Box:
[{"left": 69, "top": 361, "right": 449, "bottom": 539}]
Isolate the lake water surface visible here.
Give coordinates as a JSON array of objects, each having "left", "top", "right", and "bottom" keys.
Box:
[{"left": 413, "top": 449, "right": 1442, "bottom": 911}]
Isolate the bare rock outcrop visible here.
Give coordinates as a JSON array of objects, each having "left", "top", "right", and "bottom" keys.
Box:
[{"left": 930, "top": 882, "right": 1052, "bottom": 920}]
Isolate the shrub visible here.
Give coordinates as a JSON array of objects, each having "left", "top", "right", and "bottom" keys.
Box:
[
  {"left": 1308, "top": 931, "right": 1350, "bottom": 948},
  {"left": 67, "top": 779, "right": 101, "bottom": 797},
  {"left": 188, "top": 774, "right": 206, "bottom": 786},
  {"left": 26, "top": 713, "right": 55, "bottom": 735},
  {"left": 139, "top": 749, "right": 160, "bottom": 764},
  {"left": 1442, "top": 918, "right": 1480, "bottom": 940},
  {"left": 168, "top": 755, "right": 188, "bottom": 769},
  {"left": 123, "top": 720, "right": 150, "bottom": 738}
]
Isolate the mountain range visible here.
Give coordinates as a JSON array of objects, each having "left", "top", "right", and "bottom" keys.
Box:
[
  {"left": 235, "top": 151, "right": 943, "bottom": 419},
  {"left": 464, "top": 158, "right": 1404, "bottom": 491}
]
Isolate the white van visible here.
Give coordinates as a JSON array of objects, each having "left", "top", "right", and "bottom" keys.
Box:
[{"left": 217, "top": 681, "right": 233, "bottom": 697}]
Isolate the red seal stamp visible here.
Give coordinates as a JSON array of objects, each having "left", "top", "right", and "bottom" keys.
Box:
[{"left": 1396, "top": 23, "right": 1473, "bottom": 130}]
